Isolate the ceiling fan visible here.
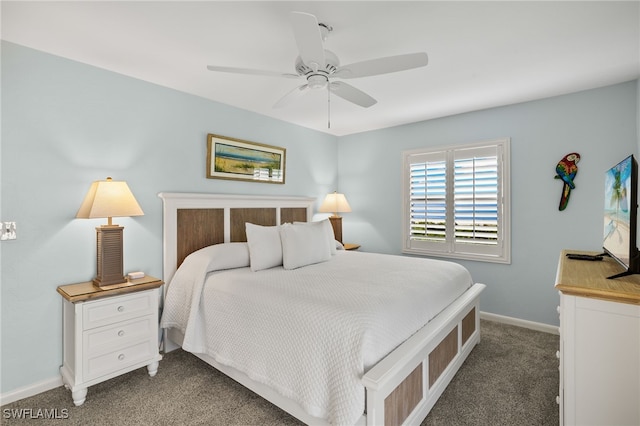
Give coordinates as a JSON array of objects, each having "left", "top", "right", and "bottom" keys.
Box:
[{"left": 207, "top": 11, "right": 428, "bottom": 110}]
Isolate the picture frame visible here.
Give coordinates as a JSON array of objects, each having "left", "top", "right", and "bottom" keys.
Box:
[{"left": 206, "top": 134, "right": 286, "bottom": 184}]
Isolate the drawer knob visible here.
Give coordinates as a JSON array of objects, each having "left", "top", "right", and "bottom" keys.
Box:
[
  {"left": 118, "top": 354, "right": 125, "bottom": 361},
  {"left": 117, "top": 306, "right": 125, "bottom": 313},
  {"left": 118, "top": 330, "right": 125, "bottom": 337}
]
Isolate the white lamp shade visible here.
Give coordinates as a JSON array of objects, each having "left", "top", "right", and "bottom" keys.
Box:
[
  {"left": 319, "top": 192, "right": 352, "bottom": 216},
  {"left": 76, "top": 177, "right": 144, "bottom": 220}
]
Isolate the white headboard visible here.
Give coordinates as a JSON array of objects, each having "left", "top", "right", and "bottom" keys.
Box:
[{"left": 158, "top": 192, "right": 315, "bottom": 284}]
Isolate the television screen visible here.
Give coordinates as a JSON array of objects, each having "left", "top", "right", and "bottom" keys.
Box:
[{"left": 603, "top": 155, "right": 636, "bottom": 269}]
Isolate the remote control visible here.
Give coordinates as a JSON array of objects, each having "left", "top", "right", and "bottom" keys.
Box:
[{"left": 566, "top": 254, "right": 603, "bottom": 261}]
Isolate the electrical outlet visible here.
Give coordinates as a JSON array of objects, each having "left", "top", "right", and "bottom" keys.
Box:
[{"left": 1, "top": 222, "right": 17, "bottom": 241}]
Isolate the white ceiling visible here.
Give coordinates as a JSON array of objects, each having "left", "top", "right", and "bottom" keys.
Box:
[{"left": 3, "top": 1, "right": 639, "bottom": 136}]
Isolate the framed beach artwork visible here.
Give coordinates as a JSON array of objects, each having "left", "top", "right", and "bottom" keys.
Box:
[{"left": 206, "top": 134, "right": 286, "bottom": 184}]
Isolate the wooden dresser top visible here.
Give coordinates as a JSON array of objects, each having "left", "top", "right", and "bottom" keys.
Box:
[{"left": 556, "top": 250, "right": 640, "bottom": 305}]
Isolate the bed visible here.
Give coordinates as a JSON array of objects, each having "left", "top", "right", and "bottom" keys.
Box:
[{"left": 158, "top": 192, "right": 486, "bottom": 425}]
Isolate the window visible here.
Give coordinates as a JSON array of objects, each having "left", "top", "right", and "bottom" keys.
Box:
[{"left": 402, "top": 138, "right": 510, "bottom": 263}]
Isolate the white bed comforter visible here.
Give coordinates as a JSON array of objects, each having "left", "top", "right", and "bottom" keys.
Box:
[{"left": 161, "top": 249, "right": 472, "bottom": 425}]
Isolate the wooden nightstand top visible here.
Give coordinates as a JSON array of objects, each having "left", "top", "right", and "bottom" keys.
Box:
[{"left": 57, "top": 275, "right": 163, "bottom": 303}]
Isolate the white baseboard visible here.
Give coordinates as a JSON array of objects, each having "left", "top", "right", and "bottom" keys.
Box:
[
  {"left": 480, "top": 311, "right": 559, "bottom": 335},
  {"left": 0, "top": 376, "right": 63, "bottom": 406}
]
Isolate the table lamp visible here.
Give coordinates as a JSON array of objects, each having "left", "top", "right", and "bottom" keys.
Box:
[
  {"left": 76, "top": 177, "right": 144, "bottom": 288},
  {"left": 319, "top": 191, "right": 351, "bottom": 244}
]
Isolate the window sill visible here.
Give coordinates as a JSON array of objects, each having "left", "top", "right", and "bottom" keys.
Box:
[{"left": 402, "top": 248, "right": 511, "bottom": 264}]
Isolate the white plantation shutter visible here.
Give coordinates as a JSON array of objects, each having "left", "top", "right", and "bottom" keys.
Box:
[
  {"left": 403, "top": 139, "right": 510, "bottom": 264},
  {"left": 409, "top": 151, "right": 447, "bottom": 244},
  {"left": 453, "top": 146, "right": 499, "bottom": 246}
]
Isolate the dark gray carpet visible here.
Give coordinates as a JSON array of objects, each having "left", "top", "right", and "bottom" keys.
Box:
[{"left": 1, "top": 320, "right": 558, "bottom": 425}]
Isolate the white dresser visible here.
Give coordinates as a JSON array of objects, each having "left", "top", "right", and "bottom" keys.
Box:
[
  {"left": 57, "top": 276, "right": 163, "bottom": 406},
  {"left": 556, "top": 250, "right": 640, "bottom": 426}
]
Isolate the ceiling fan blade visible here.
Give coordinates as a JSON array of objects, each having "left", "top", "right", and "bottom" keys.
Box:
[
  {"left": 329, "top": 81, "right": 377, "bottom": 108},
  {"left": 333, "top": 52, "right": 428, "bottom": 79},
  {"left": 207, "top": 65, "right": 299, "bottom": 79},
  {"left": 290, "top": 12, "right": 326, "bottom": 71},
  {"left": 273, "top": 84, "right": 310, "bottom": 109}
]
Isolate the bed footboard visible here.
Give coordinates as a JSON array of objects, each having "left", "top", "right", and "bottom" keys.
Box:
[{"left": 363, "top": 283, "right": 486, "bottom": 425}]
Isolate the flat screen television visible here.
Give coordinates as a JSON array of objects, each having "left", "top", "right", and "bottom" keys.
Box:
[{"left": 603, "top": 154, "right": 640, "bottom": 279}]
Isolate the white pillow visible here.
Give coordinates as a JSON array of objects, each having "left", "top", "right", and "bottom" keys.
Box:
[
  {"left": 280, "top": 221, "right": 332, "bottom": 270},
  {"left": 200, "top": 242, "right": 250, "bottom": 271},
  {"left": 294, "top": 219, "right": 336, "bottom": 255},
  {"left": 245, "top": 223, "right": 283, "bottom": 272}
]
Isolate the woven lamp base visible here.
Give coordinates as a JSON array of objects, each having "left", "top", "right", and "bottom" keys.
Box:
[{"left": 93, "top": 225, "right": 126, "bottom": 288}]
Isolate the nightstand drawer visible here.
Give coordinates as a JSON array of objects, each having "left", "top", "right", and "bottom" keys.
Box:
[
  {"left": 82, "top": 291, "right": 155, "bottom": 330},
  {"left": 84, "top": 316, "right": 154, "bottom": 354},
  {"left": 84, "top": 339, "right": 156, "bottom": 381}
]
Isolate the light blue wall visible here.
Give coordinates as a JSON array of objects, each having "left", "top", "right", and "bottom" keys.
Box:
[
  {"left": 338, "top": 80, "right": 638, "bottom": 326},
  {"left": 0, "top": 42, "right": 338, "bottom": 394}
]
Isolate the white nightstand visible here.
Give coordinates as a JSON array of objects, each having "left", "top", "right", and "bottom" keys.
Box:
[{"left": 57, "top": 276, "right": 163, "bottom": 406}]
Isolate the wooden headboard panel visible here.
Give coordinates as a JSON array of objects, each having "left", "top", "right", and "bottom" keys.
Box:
[{"left": 159, "top": 193, "right": 314, "bottom": 284}]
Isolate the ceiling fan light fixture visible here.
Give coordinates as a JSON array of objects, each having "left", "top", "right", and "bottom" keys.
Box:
[{"left": 308, "top": 74, "right": 328, "bottom": 89}]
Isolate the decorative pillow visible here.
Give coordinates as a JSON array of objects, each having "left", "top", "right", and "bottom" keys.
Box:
[
  {"left": 245, "top": 223, "right": 283, "bottom": 272},
  {"left": 185, "top": 243, "right": 249, "bottom": 271},
  {"left": 280, "top": 221, "right": 332, "bottom": 270},
  {"left": 200, "top": 242, "right": 250, "bottom": 271},
  {"left": 294, "top": 219, "right": 337, "bottom": 255},
  {"left": 176, "top": 243, "right": 250, "bottom": 290}
]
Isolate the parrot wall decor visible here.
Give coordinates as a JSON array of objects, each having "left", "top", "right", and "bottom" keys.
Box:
[{"left": 555, "top": 152, "right": 581, "bottom": 211}]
